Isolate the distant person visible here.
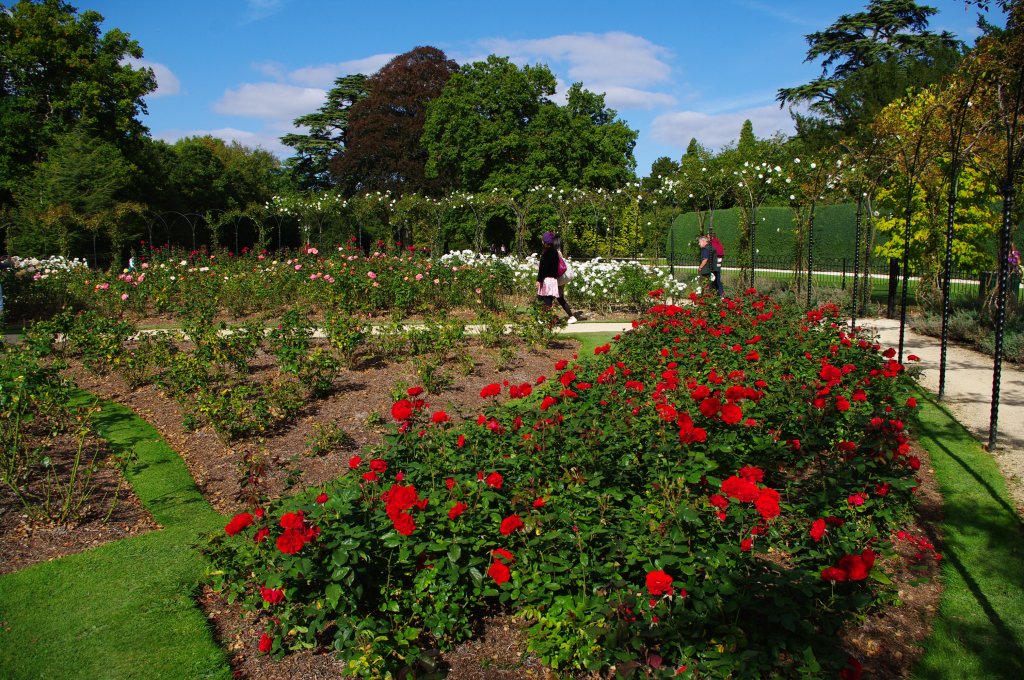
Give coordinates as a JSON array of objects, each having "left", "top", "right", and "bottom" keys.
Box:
[
  {"left": 709, "top": 234, "right": 725, "bottom": 296},
  {"left": 536, "top": 231, "right": 575, "bottom": 323},
  {"left": 552, "top": 234, "right": 578, "bottom": 324},
  {"left": 698, "top": 235, "right": 722, "bottom": 297},
  {"left": 500, "top": 244, "right": 507, "bottom": 256}
]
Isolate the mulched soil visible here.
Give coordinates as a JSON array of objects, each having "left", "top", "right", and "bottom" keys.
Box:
[
  {"left": 1, "top": 322, "right": 946, "bottom": 678},
  {"left": 0, "top": 431, "right": 159, "bottom": 575}
]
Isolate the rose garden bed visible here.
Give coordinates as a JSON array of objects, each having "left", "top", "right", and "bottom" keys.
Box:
[{"left": 1, "top": 285, "right": 949, "bottom": 678}]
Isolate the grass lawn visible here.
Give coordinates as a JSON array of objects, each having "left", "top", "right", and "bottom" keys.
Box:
[
  {"left": 2, "top": 348, "right": 1023, "bottom": 679},
  {"left": 0, "top": 392, "right": 231, "bottom": 680},
  {"left": 911, "top": 391, "right": 1024, "bottom": 680}
]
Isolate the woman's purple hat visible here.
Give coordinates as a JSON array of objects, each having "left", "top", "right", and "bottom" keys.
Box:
[{"left": 541, "top": 231, "right": 555, "bottom": 244}]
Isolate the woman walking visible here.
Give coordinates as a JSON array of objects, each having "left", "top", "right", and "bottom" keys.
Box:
[{"left": 536, "top": 231, "right": 577, "bottom": 324}]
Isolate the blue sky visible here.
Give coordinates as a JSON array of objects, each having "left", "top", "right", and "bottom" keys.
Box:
[{"left": 87, "top": 0, "right": 998, "bottom": 175}]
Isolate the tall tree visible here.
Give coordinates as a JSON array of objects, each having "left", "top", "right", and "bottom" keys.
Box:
[
  {"left": 777, "top": 0, "right": 962, "bottom": 148},
  {"left": 281, "top": 74, "right": 369, "bottom": 191},
  {"left": 11, "top": 126, "right": 135, "bottom": 258},
  {"left": 330, "top": 47, "right": 458, "bottom": 196},
  {"left": 422, "top": 55, "right": 558, "bottom": 193},
  {"left": 422, "top": 56, "right": 636, "bottom": 194},
  {"left": 0, "top": 0, "right": 156, "bottom": 203}
]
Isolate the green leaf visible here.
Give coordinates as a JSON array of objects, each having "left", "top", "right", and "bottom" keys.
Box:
[{"left": 325, "top": 583, "right": 342, "bottom": 608}]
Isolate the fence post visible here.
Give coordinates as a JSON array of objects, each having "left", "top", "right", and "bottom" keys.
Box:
[
  {"left": 669, "top": 236, "right": 675, "bottom": 277},
  {"left": 886, "top": 258, "right": 899, "bottom": 319},
  {"left": 841, "top": 258, "right": 847, "bottom": 290}
]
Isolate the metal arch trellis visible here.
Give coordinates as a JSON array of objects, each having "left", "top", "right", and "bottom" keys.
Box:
[{"left": 161, "top": 211, "right": 205, "bottom": 251}]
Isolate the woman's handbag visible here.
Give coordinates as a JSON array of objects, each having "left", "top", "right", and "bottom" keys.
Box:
[{"left": 557, "top": 254, "right": 575, "bottom": 284}]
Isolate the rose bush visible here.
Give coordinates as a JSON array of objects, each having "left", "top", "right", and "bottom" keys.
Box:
[
  {"left": 204, "top": 289, "right": 925, "bottom": 678},
  {"left": 3, "top": 244, "right": 685, "bottom": 323}
]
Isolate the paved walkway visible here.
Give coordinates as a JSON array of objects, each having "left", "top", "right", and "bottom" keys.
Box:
[{"left": 862, "top": 317, "right": 1024, "bottom": 453}]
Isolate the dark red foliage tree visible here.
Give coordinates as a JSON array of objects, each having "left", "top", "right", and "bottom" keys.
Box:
[{"left": 331, "top": 46, "right": 458, "bottom": 196}]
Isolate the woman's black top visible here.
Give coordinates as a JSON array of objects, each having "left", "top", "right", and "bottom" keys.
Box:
[{"left": 537, "top": 247, "right": 560, "bottom": 282}]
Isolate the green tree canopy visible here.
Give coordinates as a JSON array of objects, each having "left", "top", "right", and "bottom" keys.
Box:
[
  {"left": 281, "top": 74, "right": 368, "bottom": 190},
  {"left": 11, "top": 126, "right": 134, "bottom": 256},
  {"left": 777, "top": 0, "right": 963, "bottom": 148},
  {"left": 0, "top": 0, "right": 156, "bottom": 202},
  {"left": 422, "top": 56, "right": 636, "bottom": 194}
]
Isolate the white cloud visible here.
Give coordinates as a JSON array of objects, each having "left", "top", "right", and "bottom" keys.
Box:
[
  {"left": 598, "top": 86, "right": 676, "bottom": 111},
  {"left": 125, "top": 58, "right": 181, "bottom": 98},
  {"left": 213, "top": 83, "right": 326, "bottom": 119},
  {"left": 483, "top": 32, "right": 672, "bottom": 88},
  {"left": 288, "top": 54, "right": 397, "bottom": 88},
  {"left": 253, "top": 61, "right": 287, "bottom": 82},
  {"left": 477, "top": 32, "right": 676, "bottom": 112},
  {"left": 650, "top": 104, "right": 795, "bottom": 149}
]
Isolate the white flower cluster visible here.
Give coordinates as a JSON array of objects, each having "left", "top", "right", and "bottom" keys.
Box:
[
  {"left": 11, "top": 255, "right": 88, "bottom": 279},
  {"left": 438, "top": 250, "right": 687, "bottom": 310}
]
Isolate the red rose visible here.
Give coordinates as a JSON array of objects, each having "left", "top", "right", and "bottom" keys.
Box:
[
  {"left": 316, "top": 493, "right": 328, "bottom": 504},
  {"left": 540, "top": 396, "right": 558, "bottom": 411},
  {"left": 445, "top": 477, "right": 456, "bottom": 489},
  {"left": 431, "top": 411, "right": 450, "bottom": 424},
  {"left": 835, "top": 396, "right": 851, "bottom": 412},
  {"left": 698, "top": 397, "right": 721, "bottom": 419},
  {"left": 370, "top": 459, "right": 387, "bottom": 473},
  {"left": 721, "top": 476, "right": 759, "bottom": 503},
  {"left": 740, "top": 538, "right": 754, "bottom": 552},
  {"left": 362, "top": 471, "right": 378, "bottom": 482},
  {"left": 499, "top": 514, "right": 524, "bottom": 535},
  {"left": 254, "top": 527, "right": 270, "bottom": 543},
  {"left": 709, "top": 494, "right": 729, "bottom": 510},
  {"left": 488, "top": 560, "right": 511, "bottom": 585},
  {"left": 276, "top": 529, "right": 307, "bottom": 555},
  {"left": 260, "top": 586, "right": 285, "bottom": 604},
  {"left": 754, "top": 488, "right": 780, "bottom": 520},
  {"left": 689, "top": 384, "right": 711, "bottom": 401},
  {"left": 348, "top": 455, "right": 362, "bottom": 469},
  {"left": 532, "top": 497, "right": 545, "bottom": 508},
  {"left": 485, "top": 472, "right": 503, "bottom": 489},
  {"left": 737, "top": 466, "right": 764, "bottom": 482},
  {"left": 279, "top": 511, "right": 306, "bottom": 530},
  {"left": 456, "top": 435, "right": 466, "bottom": 447},
  {"left": 448, "top": 501, "right": 468, "bottom": 519},
  {"left": 407, "top": 386, "right": 424, "bottom": 397},
  {"left": 810, "top": 519, "right": 826, "bottom": 543},
  {"left": 393, "top": 512, "right": 416, "bottom": 536},
  {"left": 555, "top": 359, "right": 569, "bottom": 370},
  {"left": 258, "top": 633, "right": 273, "bottom": 653},
  {"left": 391, "top": 399, "right": 414, "bottom": 421},
  {"left": 839, "top": 554, "right": 869, "bottom": 581},
  {"left": 821, "top": 567, "right": 848, "bottom": 582},
  {"left": 645, "top": 570, "right": 674, "bottom": 596},
  {"left": 479, "top": 383, "right": 501, "bottom": 398},
  {"left": 492, "top": 548, "right": 515, "bottom": 563},
  {"left": 225, "top": 512, "right": 254, "bottom": 536},
  {"left": 678, "top": 413, "right": 707, "bottom": 444}
]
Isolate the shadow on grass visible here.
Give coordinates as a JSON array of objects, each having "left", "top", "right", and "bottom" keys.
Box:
[{"left": 914, "top": 394, "right": 1024, "bottom": 679}]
